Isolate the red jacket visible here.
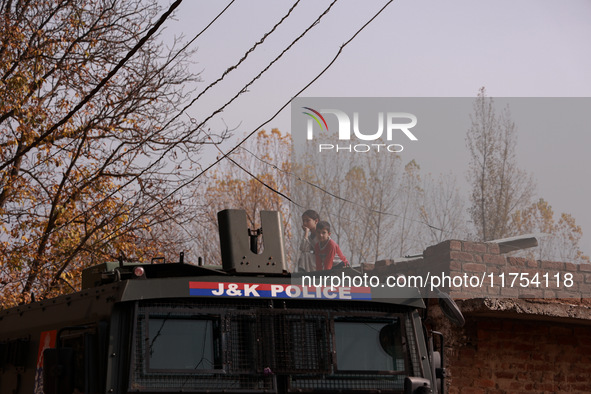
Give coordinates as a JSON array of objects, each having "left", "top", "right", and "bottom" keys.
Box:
[{"left": 314, "top": 239, "right": 349, "bottom": 270}]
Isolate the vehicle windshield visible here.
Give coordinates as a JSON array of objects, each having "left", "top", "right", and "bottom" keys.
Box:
[
  {"left": 147, "top": 317, "right": 216, "bottom": 371},
  {"left": 130, "top": 300, "right": 420, "bottom": 393},
  {"left": 334, "top": 320, "right": 405, "bottom": 372}
]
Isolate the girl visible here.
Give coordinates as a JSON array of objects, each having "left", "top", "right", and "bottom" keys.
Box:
[{"left": 297, "top": 210, "right": 319, "bottom": 272}]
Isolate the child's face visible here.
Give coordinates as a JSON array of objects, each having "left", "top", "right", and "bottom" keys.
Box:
[
  {"left": 317, "top": 228, "right": 330, "bottom": 243},
  {"left": 302, "top": 215, "right": 318, "bottom": 231}
]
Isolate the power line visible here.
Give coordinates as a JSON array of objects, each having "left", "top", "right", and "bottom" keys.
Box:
[
  {"left": 41, "top": 0, "right": 339, "bottom": 241},
  {"left": 157, "top": 0, "right": 299, "bottom": 136},
  {"left": 79, "top": 0, "right": 395, "bottom": 250},
  {"left": 0, "top": 0, "right": 185, "bottom": 175},
  {"left": 236, "top": 145, "right": 446, "bottom": 233},
  {"left": 163, "top": 0, "right": 237, "bottom": 68},
  {"left": 14, "top": 0, "right": 345, "bottom": 253},
  {"left": 180, "top": 0, "right": 340, "bottom": 140},
  {"left": 26, "top": 0, "right": 238, "bottom": 179},
  {"left": 8, "top": 1, "right": 398, "bottom": 284},
  {"left": 206, "top": 132, "right": 302, "bottom": 209}
]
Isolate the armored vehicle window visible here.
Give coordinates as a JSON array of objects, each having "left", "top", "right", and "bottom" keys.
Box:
[
  {"left": 334, "top": 318, "right": 405, "bottom": 372},
  {"left": 131, "top": 301, "right": 415, "bottom": 392},
  {"left": 145, "top": 315, "right": 221, "bottom": 372}
]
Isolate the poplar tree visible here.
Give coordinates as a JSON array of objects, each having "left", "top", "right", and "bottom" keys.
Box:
[{"left": 466, "top": 88, "right": 535, "bottom": 241}]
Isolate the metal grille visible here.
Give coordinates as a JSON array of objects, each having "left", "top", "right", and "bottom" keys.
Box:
[
  {"left": 290, "top": 374, "right": 406, "bottom": 391},
  {"left": 130, "top": 299, "right": 419, "bottom": 392},
  {"left": 227, "top": 313, "right": 257, "bottom": 373},
  {"left": 259, "top": 311, "right": 331, "bottom": 374},
  {"left": 131, "top": 302, "right": 274, "bottom": 391},
  {"left": 405, "top": 314, "right": 421, "bottom": 376}
]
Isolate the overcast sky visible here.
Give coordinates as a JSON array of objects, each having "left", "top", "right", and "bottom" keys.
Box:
[{"left": 162, "top": 0, "right": 591, "bottom": 256}]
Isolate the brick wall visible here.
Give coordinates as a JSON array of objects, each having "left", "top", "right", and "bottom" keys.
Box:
[
  {"left": 365, "top": 239, "right": 591, "bottom": 394},
  {"left": 366, "top": 239, "right": 591, "bottom": 300},
  {"left": 442, "top": 316, "right": 591, "bottom": 394},
  {"left": 423, "top": 240, "right": 591, "bottom": 299}
]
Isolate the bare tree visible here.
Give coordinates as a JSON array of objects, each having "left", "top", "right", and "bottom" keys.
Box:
[
  {"left": 419, "top": 172, "right": 468, "bottom": 244},
  {"left": 466, "top": 87, "right": 535, "bottom": 241},
  {"left": 0, "top": 0, "right": 213, "bottom": 306},
  {"left": 291, "top": 133, "right": 429, "bottom": 265},
  {"left": 511, "top": 199, "right": 589, "bottom": 263},
  {"left": 0, "top": 0, "right": 402, "bottom": 306},
  {"left": 190, "top": 129, "right": 293, "bottom": 268}
]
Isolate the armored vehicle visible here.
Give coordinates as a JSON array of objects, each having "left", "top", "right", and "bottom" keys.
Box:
[{"left": 0, "top": 210, "right": 458, "bottom": 393}]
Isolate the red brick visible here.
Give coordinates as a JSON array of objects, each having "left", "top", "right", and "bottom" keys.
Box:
[
  {"left": 527, "top": 259, "right": 540, "bottom": 268},
  {"left": 543, "top": 289, "right": 557, "bottom": 298},
  {"left": 486, "top": 243, "right": 500, "bottom": 254},
  {"left": 573, "top": 374, "right": 589, "bottom": 382},
  {"left": 495, "top": 379, "right": 514, "bottom": 390},
  {"left": 463, "top": 263, "right": 486, "bottom": 272},
  {"left": 519, "top": 291, "right": 544, "bottom": 299},
  {"left": 459, "top": 348, "right": 476, "bottom": 358},
  {"left": 460, "top": 388, "right": 484, "bottom": 394},
  {"left": 514, "top": 343, "right": 536, "bottom": 352},
  {"left": 579, "top": 263, "right": 591, "bottom": 272},
  {"left": 486, "top": 265, "right": 501, "bottom": 274},
  {"left": 450, "top": 240, "right": 462, "bottom": 250},
  {"left": 524, "top": 267, "right": 542, "bottom": 276},
  {"left": 475, "top": 378, "right": 495, "bottom": 388},
  {"left": 479, "top": 320, "right": 502, "bottom": 331},
  {"left": 516, "top": 372, "right": 529, "bottom": 380},
  {"left": 542, "top": 260, "right": 565, "bottom": 270},
  {"left": 483, "top": 254, "right": 506, "bottom": 265},
  {"left": 555, "top": 290, "right": 580, "bottom": 299},
  {"left": 573, "top": 326, "right": 591, "bottom": 337},
  {"left": 551, "top": 373, "right": 566, "bottom": 383},
  {"left": 533, "top": 363, "right": 556, "bottom": 372},
  {"left": 500, "top": 287, "right": 519, "bottom": 297},
  {"left": 571, "top": 272, "right": 584, "bottom": 284},
  {"left": 444, "top": 313, "right": 591, "bottom": 394},
  {"left": 571, "top": 383, "right": 591, "bottom": 392},
  {"left": 495, "top": 371, "right": 515, "bottom": 379},
  {"left": 565, "top": 262, "right": 578, "bottom": 272},
  {"left": 450, "top": 251, "right": 474, "bottom": 262},
  {"left": 510, "top": 363, "right": 527, "bottom": 372},
  {"left": 480, "top": 367, "right": 494, "bottom": 378},
  {"left": 463, "top": 242, "right": 487, "bottom": 253},
  {"left": 453, "top": 376, "right": 475, "bottom": 387},
  {"left": 557, "top": 337, "right": 579, "bottom": 346},
  {"left": 507, "top": 257, "right": 527, "bottom": 267},
  {"left": 476, "top": 329, "right": 490, "bottom": 341},
  {"left": 535, "top": 383, "right": 558, "bottom": 392},
  {"left": 516, "top": 322, "right": 549, "bottom": 334},
  {"left": 509, "top": 381, "right": 524, "bottom": 390}
]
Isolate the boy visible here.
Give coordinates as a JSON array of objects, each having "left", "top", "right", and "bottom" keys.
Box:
[{"left": 314, "top": 221, "right": 349, "bottom": 270}]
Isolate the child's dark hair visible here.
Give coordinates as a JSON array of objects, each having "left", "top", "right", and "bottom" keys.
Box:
[
  {"left": 316, "top": 221, "right": 331, "bottom": 233},
  {"left": 302, "top": 209, "right": 319, "bottom": 221}
]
